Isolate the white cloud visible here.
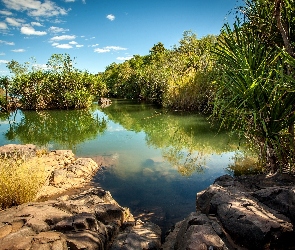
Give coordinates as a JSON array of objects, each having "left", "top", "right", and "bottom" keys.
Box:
[
  {"left": 69, "top": 41, "right": 77, "bottom": 45},
  {"left": 48, "top": 26, "right": 69, "bottom": 33},
  {"left": 106, "top": 14, "right": 115, "bottom": 21},
  {"left": 31, "top": 21, "right": 43, "bottom": 26},
  {"left": 51, "top": 35, "right": 76, "bottom": 41},
  {"left": 2, "top": 0, "right": 68, "bottom": 17},
  {"left": 94, "top": 46, "right": 127, "bottom": 53},
  {"left": 6, "top": 17, "right": 25, "bottom": 27},
  {"left": 0, "top": 40, "right": 15, "bottom": 46},
  {"left": 94, "top": 48, "right": 110, "bottom": 53},
  {"left": 65, "top": 0, "right": 75, "bottom": 2},
  {"left": 51, "top": 42, "right": 59, "bottom": 46},
  {"left": 105, "top": 46, "right": 127, "bottom": 51},
  {"left": 0, "top": 60, "right": 9, "bottom": 64},
  {"left": 76, "top": 44, "right": 84, "bottom": 48},
  {"left": 89, "top": 43, "right": 99, "bottom": 47},
  {"left": 21, "top": 26, "right": 47, "bottom": 35},
  {"left": 0, "top": 22, "right": 8, "bottom": 30},
  {"left": 55, "top": 44, "right": 72, "bottom": 49},
  {"left": 0, "top": 53, "right": 5, "bottom": 56},
  {"left": 0, "top": 10, "right": 13, "bottom": 15},
  {"left": 117, "top": 56, "right": 133, "bottom": 61},
  {"left": 12, "top": 49, "right": 25, "bottom": 52}
]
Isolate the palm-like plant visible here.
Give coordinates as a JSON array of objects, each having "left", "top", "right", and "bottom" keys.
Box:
[{"left": 213, "top": 1, "right": 295, "bottom": 173}]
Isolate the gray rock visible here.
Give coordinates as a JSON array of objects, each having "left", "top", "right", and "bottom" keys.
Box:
[{"left": 196, "top": 175, "right": 295, "bottom": 249}]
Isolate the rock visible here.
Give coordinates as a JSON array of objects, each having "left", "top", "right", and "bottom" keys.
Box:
[
  {"left": 0, "top": 187, "right": 161, "bottom": 250},
  {"left": 162, "top": 212, "right": 228, "bottom": 250},
  {"left": 0, "top": 144, "right": 37, "bottom": 158},
  {"left": 196, "top": 174, "right": 295, "bottom": 249},
  {"left": 111, "top": 220, "right": 161, "bottom": 250}
]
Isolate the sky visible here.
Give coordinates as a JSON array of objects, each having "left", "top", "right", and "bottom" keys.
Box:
[{"left": 0, "top": 0, "right": 242, "bottom": 75}]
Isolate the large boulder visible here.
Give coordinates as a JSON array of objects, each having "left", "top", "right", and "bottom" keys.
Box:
[{"left": 196, "top": 174, "right": 295, "bottom": 250}]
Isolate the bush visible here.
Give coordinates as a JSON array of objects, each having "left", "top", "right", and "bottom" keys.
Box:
[{"left": 0, "top": 154, "right": 46, "bottom": 209}]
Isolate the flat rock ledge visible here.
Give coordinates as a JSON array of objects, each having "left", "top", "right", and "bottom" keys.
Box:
[
  {"left": 0, "top": 188, "right": 161, "bottom": 250},
  {"left": 162, "top": 174, "right": 295, "bottom": 250}
]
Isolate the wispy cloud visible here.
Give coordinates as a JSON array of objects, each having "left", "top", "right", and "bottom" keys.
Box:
[
  {"left": 55, "top": 44, "right": 73, "bottom": 49},
  {"left": 0, "top": 60, "right": 9, "bottom": 64},
  {"left": 106, "top": 14, "right": 115, "bottom": 21},
  {"left": 89, "top": 43, "right": 99, "bottom": 47},
  {"left": 105, "top": 46, "right": 127, "bottom": 51},
  {"left": 0, "top": 40, "right": 15, "bottom": 46},
  {"left": 65, "top": 0, "right": 75, "bottom": 2},
  {"left": 31, "top": 22, "right": 43, "bottom": 27},
  {"left": 51, "top": 35, "right": 76, "bottom": 41},
  {"left": 76, "top": 44, "right": 84, "bottom": 48},
  {"left": 117, "top": 56, "right": 133, "bottom": 61},
  {"left": 0, "top": 10, "right": 13, "bottom": 16},
  {"left": 0, "top": 22, "right": 8, "bottom": 30},
  {"left": 21, "top": 26, "right": 47, "bottom": 36},
  {"left": 2, "top": 0, "right": 68, "bottom": 17},
  {"left": 0, "top": 53, "right": 5, "bottom": 56},
  {"left": 94, "top": 46, "right": 127, "bottom": 53},
  {"left": 6, "top": 17, "right": 25, "bottom": 27},
  {"left": 69, "top": 41, "right": 77, "bottom": 45},
  {"left": 48, "top": 26, "right": 69, "bottom": 33},
  {"left": 12, "top": 49, "right": 25, "bottom": 52}
]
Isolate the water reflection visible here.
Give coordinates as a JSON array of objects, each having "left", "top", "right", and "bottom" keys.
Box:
[
  {"left": 2, "top": 109, "right": 107, "bottom": 149},
  {"left": 101, "top": 99, "right": 238, "bottom": 177},
  {"left": 0, "top": 99, "right": 240, "bottom": 234}
]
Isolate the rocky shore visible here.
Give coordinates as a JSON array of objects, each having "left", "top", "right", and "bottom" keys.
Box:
[{"left": 0, "top": 144, "right": 294, "bottom": 249}]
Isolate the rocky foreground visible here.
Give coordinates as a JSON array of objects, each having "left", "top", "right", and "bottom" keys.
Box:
[{"left": 0, "top": 144, "right": 295, "bottom": 249}]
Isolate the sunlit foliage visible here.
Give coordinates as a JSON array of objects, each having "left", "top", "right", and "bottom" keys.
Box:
[
  {"left": 6, "top": 54, "right": 107, "bottom": 110},
  {"left": 213, "top": 0, "right": 295, "bottom": 173},
  {"left": 102, "top": 32, "right": 217, "bottom": 112}
]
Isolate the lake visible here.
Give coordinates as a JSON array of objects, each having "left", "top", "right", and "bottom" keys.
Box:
[{"left": 0, "top": 99, "right": 239, "bottom": 234}]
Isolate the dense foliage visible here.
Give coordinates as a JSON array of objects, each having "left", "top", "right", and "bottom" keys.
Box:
[
  {"left": 5, "top": 54, "right": 107, "bottom": 110},
  {"left": 213, "top": 0, "right": 295, "bottom": 173},
  {"left": 102, "top": 32, "right": 217, "bottom": 112}
]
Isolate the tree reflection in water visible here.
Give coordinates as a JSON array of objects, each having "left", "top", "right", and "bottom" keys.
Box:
[{"left": 4, "top": 109, "right": 107, "bottom": 149}]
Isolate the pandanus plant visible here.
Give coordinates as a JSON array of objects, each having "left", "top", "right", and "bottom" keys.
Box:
[{"left": 213, "top": 0, "right": 295, "bottom": 173}]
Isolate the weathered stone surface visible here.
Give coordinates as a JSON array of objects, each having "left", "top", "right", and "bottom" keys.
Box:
[
  {"left": 0, "top": 143, "right": 37, "bottom": 158},
  {"left": 111, "top": 220, "right": 161, "bottom": 250},
  {"left": 0, "top": 187, "right": 161, "bottom": 250},
  {"left": 196, "top": 174, "right": 295, "bottom": 249},
  {"left": 162, "top": 212, "right": 228, "bottom": 250}
]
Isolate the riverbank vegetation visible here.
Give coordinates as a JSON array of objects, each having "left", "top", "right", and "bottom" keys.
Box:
[
  {"left": 1, "top": 54, "right": 107, "bottom": 110},
  {"left": 0, "top": 0, "right": 294, "bottom": 175}
]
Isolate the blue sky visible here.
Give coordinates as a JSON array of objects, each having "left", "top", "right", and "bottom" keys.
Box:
[{"left": 0, "top": 0, "right": 242, "bottom": 75}]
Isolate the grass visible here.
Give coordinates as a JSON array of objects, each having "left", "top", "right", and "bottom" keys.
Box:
[{"left": 0, "top": 151, "right": 47, "bottom": 209}]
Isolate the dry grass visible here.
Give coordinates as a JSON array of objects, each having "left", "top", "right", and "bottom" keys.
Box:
[{"left": 0, "top": 152, "right": 47, "bottom": 209}]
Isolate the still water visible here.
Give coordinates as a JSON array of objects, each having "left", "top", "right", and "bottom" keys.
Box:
[{"left": 0, "top": 99, "right": 238, "bottom": 233}]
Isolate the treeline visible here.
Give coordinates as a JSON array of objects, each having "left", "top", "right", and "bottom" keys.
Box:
[
  {"left": 102, "top": 31, "right": 217, "bottom": 113},
  {"left": 0, "top": 54, "right": 107, "bottom": 110}
]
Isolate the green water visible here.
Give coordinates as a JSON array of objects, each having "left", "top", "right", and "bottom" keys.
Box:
[{"left": 0, "top": 99, "right": 239, "bottom": 233}]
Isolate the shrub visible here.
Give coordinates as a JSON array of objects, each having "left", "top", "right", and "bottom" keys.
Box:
[{"left": 0, "top": 154, "right": 46, "bottom": 209}]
